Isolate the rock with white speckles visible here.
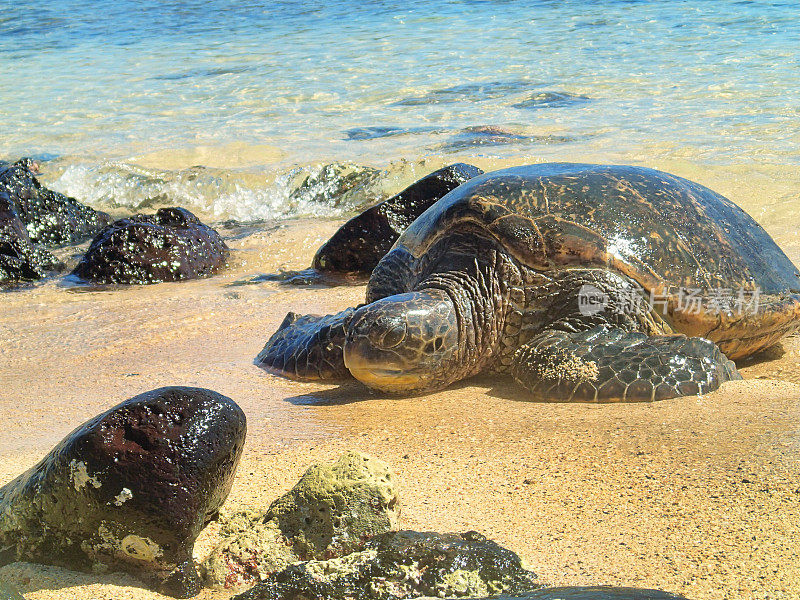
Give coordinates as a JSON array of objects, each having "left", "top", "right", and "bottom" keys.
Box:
[
  {"left": 71, "top": 207, "right": 229, "bottom": 284},
  {"left": 0, "top": 158, "right": 112, "bottom": 246},
  {"left": 0, "top": 387, "right": 246, "bottom": 598},
  {"left": 0, "top": 189, "right": 63, "bottom": 284}
]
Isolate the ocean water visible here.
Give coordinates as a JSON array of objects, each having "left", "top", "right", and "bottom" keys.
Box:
[{"left": 1, "top": 0, "right": 799, "bottom": 234}]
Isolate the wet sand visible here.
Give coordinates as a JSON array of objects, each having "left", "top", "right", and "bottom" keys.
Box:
[{"left": 1, "top": 216, "right": 799, "bottom": 600}]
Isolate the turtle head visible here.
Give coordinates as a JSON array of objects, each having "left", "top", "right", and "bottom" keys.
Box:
[{"left": 343, "top": 291, "right": 460, "bottom": 393}]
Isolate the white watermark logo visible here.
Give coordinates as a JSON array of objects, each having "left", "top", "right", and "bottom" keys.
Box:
[
  {"left": 577, "top": 284, "right": 608, "bottom": 316},
  {"left": 577, "top": 286, "right": 761, "bottom": 316}
]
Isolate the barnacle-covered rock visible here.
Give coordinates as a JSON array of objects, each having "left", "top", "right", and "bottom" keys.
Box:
[
  {"left": 0, "top": 190, "right": 62, "bottom": 284},
  {"left": 232, "top": 530, "right": 540, "bottom": 600},
  {"left": 0, "top": 387, "right": 246, "bottom": 598},
  {"left": 0, "top": 158, "right": 111, "bottom": 245},
  {"left": 201, "top": 451, "right": 399, "bottom": 590},
  {"left": 71, "top": 207, "right": 228, "bottom": 284}
]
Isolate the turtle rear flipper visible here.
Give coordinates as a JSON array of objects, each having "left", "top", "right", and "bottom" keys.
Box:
[
  {"left": 510, "top": 326, "right": 741, "bottom": 402},
  {"left": 255, "top": 308, "right": 356, "bottom": 380}
]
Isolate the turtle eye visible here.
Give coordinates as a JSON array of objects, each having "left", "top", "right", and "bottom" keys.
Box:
[{"left": 369, "top": 321, "right": 407, "bottom": 349}]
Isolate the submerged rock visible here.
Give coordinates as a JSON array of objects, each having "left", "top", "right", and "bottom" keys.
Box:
[
  {"left": 312, "top": 163, "right": 483, "bottom": 278},
  {"left": 393, "top": 80, "right": 536, "bottom": 106},
  {"left": 289, "top": 163, "right": 382, "bottom": 208},
  {"left": 232, "top": 530, "right": 540, "bottom": 600},
  {"left": 0, "top": 190, "right": 62, "bottom": 284},
  {"left": 439, "top": 126, "right": 579, "bottom": 152},
  {"left": 511, "top": 91, "right": 590, "bottom": 109},
  {"left": 343, "top": 126, "right": 439, "bottom": 141},
  {"left": 201, "top": 451, "right": 399, "bottom": 590},
  {"left": 71, "top": 207, "right": 229, "bottom": 284},
  {"left": 0, "top": 387, "right": 246, "bottom": 598},
  {"left": 0, "top": 158, "right": 111, "bottom": 245}
]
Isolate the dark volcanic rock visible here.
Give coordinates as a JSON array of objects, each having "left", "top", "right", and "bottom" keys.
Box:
[
  {"left": 0, "top": 190, "right": 62, "bottom": 284},
  {"left": 0, "top": 387, "right": 247, "bottom": 598},
  {"left": 232, "top": 530, "right": 540, "bottom": 600},
  {"left": 311, "top": 163, "right": 483, "bottom": 278},
  {"left": 71, "top": 207, "right": 229, "bottom": 284},
  {"left": 0, "top": 158, "right": 112, "bottom": 245}
]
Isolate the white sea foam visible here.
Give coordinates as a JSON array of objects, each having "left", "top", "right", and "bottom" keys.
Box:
[{"left": 44, "top": 159, "right": 403, "bottom": 223}]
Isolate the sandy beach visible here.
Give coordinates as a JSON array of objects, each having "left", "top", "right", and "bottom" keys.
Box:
[
  {"left": 4, "top": 0, "right": 800, "bottom": 598},
  {"left": 1, "top": 215, "right": 798, "bottom": 600}
]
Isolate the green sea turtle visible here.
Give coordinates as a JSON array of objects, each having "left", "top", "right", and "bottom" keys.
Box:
[{"left": 256, "top": 164, "right": 800, "bottom": 401}]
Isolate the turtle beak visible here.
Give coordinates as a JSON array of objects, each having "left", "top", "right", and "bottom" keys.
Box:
[
  {"left": 342, "top": 291, "right": 460, "bottom": 394},
  {"left": 343, "top": 308, "right": 423, "bottom": 391}
]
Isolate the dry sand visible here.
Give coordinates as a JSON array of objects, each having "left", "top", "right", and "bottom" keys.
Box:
[{"left": 1, "top": 218, "right": 798, "bottom": 600}]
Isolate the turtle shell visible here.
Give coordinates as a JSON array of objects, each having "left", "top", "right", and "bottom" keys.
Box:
[{"left": 393, "top": 164, "right": 800, "bottom": 358}]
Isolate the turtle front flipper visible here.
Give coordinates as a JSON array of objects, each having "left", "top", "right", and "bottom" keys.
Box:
[
  {"left": 510, "top": 326, "right": 741, "bottom": 402},
  {"left": 255, "top": 308, "right": 356, "bottom": 380}
]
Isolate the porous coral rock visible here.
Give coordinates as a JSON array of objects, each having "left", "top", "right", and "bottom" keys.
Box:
[{"left": 201, "top": 451, "right": 399, "bottom": 590}]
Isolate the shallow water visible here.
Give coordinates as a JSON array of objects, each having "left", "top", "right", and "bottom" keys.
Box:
[{"left": 1, "top": 0, "right": 799, "bottom": 234}]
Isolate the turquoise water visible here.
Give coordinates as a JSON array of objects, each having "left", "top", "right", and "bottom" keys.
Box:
[{"left": 1, "top": 1, "right": 799, "bottom": 224}]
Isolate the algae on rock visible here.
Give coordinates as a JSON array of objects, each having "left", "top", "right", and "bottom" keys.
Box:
[
  {"left": 201, "top": 451, "right": 400, "bottom": 590},
  {"left": 232, "top": 530, "right": 540, "bottom": 600},
  {"left": 266, "top": 450, "right": 399, "bottom": 559}
]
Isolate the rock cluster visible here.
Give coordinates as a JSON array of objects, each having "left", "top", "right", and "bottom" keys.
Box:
[
  {"left": 0, "top": 158, "right": 230, "bottom": 286},
  {"left": 0, "top": 157, "right": 112, "bottom": 284}
]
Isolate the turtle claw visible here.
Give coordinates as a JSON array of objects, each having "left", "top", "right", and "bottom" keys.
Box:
[{"left": 255, "top": 308, "right": 356, "bottom": 381}]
